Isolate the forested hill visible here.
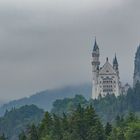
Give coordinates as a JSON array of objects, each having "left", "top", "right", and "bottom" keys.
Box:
[
  {"left": 51, "top": 82, "right": 140, "bottom": 123},
  {"left": 19, "top": 105, "right": 140, "bottom": 140},
  {"left": 0, "top": 83, "right": 140, "bottom": 140},
  {"left": 0, "top": 83, "right": 91, "bottom": 116},
  {"left": 0, "top": 105, "right": 44, "bottom": 140}
]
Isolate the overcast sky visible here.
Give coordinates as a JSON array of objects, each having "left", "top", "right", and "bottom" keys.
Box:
[{"left": 0, "top": 0, "right": 139, "bottom": 101}]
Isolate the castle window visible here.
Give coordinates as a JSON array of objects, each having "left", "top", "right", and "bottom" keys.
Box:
[{"left": 103, "top": 88, "right": 113, "bottom": 93}]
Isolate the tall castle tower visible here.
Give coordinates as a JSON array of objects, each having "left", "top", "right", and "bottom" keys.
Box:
[
  {"left": 91, "top": 39, "right": 121, "bottom": 99},
  {"left": 91, "top": 39, "right": 100, "bottom": 99}
]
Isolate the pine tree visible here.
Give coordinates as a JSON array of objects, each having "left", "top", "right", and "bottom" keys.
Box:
[
  {"left": 84, "top": 105, "right": 98, "bottom": 126},
  {"left": 105, "top": 122, "right": 112, "bottom": 136},
  {"left": 39, "top": 111, "right": 52, "bottom": 137},
  {"left": 28, "top": 124, "right": 38, "bottom": 140},
  {"left": 51, "top": 114, "right": 62, "bottom": 140},
  {"left": 61, "top": 113, "right": 69, "bottom": 131},
  {"left": 87, "top": 120, "right": 105, "bottom": 140},
  {"left": 19, "top": 131, "right": 26, "bottom": 140},
  {"left": 71, "top": 104, "right": 86, "bottom": 140},
  {"left": 126, "top": 112, "right": 137, "bottom": 122}
]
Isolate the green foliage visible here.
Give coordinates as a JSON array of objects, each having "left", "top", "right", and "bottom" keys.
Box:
[
  {"left": 3, "top": 82, "right": 140, "bottom": 140},
  {"left": 27, "top": 124, "right": 38, "bottom": 140},
  {"left": 19, "top": 104, "right": 140, "bottom": 140},
  {"left": 125, "top": 122, "right": 140, "bottom": 140},
  {"left": 105, "top": 122, "right": 112, "bottom": 137},
  {"left": 52, "top": 95, "right": 88, "bottom": 116},
  {"left": 19, "top": 131, "right": 26, "bottom": 140},
  {"left": 0, "top": 105, "right": 44, "bottom": 140},
  {"left": 22, "top": 105, "right": 106, "bottom": 140},
  {"left": 0, "top": 83, "right": 91, "bottom": 116},
  {"left": 51, "top": 82, "right": 140, "bottom": 123},
  {"left": 108, "top": 112, "right": 140, "bottom": 140},
  {"left": 44, "top": 83, "right": 140, "bottom": 140},
  {"left": 0, "top": 134, "right": 7, "bottom": 140}
]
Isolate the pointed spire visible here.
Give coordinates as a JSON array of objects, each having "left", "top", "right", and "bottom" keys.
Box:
[
  {"left": 95, "top": 36, "right": 97, "bottom": 44},
  {"left": 113, "top": 53, "right": 118, "bottom": 65},
  {"left": 113, "top": 53, "right": 119, "bottom": 71},
  {"left": 106, "top": 57, "right": 109, "bottom": 62},
  {"left": 93, "top": 37, "right": 99, "bottom": 51}
]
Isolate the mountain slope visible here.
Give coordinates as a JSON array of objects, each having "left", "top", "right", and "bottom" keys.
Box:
[
  {"left": 0, "top": 83, "right": 91, "bottom": 116},
  {"left": 51, "top": 83, "right": 140, "bottom": 123},
  {"left": 0, "top": 105, "right": 44, "bottom": 140}
]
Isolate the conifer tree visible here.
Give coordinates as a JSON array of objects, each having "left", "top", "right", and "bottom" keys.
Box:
[
  {"left": 71, "top": 104, "right": 86, "bottom": 140},
  {"left": 105, "top": 122, "right": 112, "bottom": 136},
  {"left": 87, "top": 120, "right": 105, "bottom": 140},
  {"left": 39, "top": 111, "right": 52, "bottom": 137},
  {"left": 61, "top": 113, "right": 69, "bottom": 131},
  {"left": 51, "top": 114, "right": 62, "bottom": 140},
  {"left": 28, "top": 124, "right": 38, "bottom": 140},
  {"left": 19, "top": 131, "right": 26, "bottom": 140}
]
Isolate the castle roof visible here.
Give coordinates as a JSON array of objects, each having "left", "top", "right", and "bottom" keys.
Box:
[
  {"left": 99, "top": 58, "right": 116, "bottom": 75},
  {"left": 93, "top": 38, "right": 99, "bottom": 51},
  {"left": 113, "top": 54, "right": 118, "bottom": 65}
]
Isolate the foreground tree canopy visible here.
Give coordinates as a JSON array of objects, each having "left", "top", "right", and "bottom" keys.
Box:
[{"left": 19, "top": 105, "right": 140, "bottom": 140}]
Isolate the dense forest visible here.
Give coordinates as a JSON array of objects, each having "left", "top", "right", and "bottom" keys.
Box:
[
  {"left": 16, "top": 105, "right": 140, "bottom": 140},
  {"left": 0, "top": 105, "right": 44, "bottom": 140},
  {"left": 17, "top": 82, "right": 140, "bottom": 140},
  {"left": 52, "top": 82, "right": 140, "bottom": 123},
  {"left": 0, "top": 83, "right": 140, "bottom": 140}
]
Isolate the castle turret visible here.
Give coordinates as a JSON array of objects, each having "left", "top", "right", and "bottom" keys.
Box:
[
  {"left": 92, "top": 38, "right": 100, "bottom": 98},
  {"left": 113, "top": 54, "right": 119, "bottom": 78},
  {"left": 92, "top": 39, "right": 100, "bottom": 78},
  {"left": 113, "top": 54, "right": 118, "bottom": 70}
]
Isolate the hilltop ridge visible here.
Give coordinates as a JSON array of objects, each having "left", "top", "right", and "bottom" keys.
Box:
[{"left": 0, "top": 83, "right": 91, "bottom": 116}]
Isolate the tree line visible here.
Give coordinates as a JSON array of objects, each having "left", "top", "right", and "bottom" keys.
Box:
[
  {"left": 17, "top": 105, "right": 140, "bottom": 140},
  {"left": 51, "top": 82, "right": 140, "bottom": 123}
]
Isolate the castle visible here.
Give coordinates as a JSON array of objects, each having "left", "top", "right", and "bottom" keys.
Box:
[{"left": 91, "top": 39, "right": 121, "bottom": 99}]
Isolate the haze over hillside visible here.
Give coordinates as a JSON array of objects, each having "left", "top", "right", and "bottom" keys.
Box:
[{"left": 0, "top": 83, "right": 91, "bottom": 116}]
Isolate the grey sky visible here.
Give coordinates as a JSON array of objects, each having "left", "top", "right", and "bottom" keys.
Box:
[{"left": 0, "top": 0, "right": 139, "bottom": 101}]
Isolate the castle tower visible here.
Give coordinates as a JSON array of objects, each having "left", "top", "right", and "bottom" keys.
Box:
[
  {"left": 113, "top": 54, "right": 119, "bottom": 78},
  {"left": 91, "top": 39, "right": 100, "bottom": 99}
]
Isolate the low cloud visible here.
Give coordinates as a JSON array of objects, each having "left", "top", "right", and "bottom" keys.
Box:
[{"left": 0, "top": 0, "right": 138, "bottom": 101}]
